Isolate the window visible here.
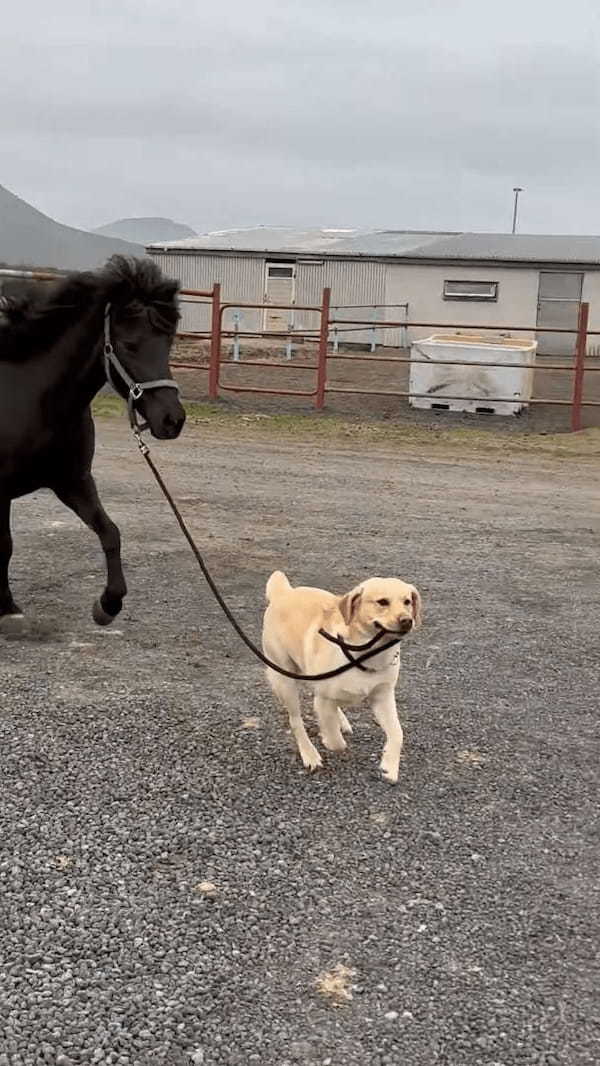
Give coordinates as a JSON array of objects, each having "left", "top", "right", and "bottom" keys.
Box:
[
  {"left": 267, "top": 265, "right": 294, "bottom": 279},
  {"left": 443, "top": 280, "right": 498, "bottom": 301}
]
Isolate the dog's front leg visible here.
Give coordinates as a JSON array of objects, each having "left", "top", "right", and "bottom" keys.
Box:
[
  {"left": 266, "top": 668, "right": 323, "bottom": 771},
  {"left": 371, "top": 687, "right": 404, "bottom": 783},
  {"left": 315, "top": 695, "right": 347, "bottom": 752}
]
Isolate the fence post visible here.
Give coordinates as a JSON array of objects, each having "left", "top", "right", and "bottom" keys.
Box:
[
  {"left": 315, "top": 287, "right": 331, "bottom": 410},
  {"left": 571, "top": 301, "right": 589, "bottom": 432},
  {"left": 232, "top": 309, "right": 241, "bottom": 362},
  {"left": 208, "top": 282, "right": 221, "bottom": 401}
]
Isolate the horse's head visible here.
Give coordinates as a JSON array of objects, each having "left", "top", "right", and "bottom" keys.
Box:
[{"left": 102, "top": 257, "right": 186, "bottom": 440}]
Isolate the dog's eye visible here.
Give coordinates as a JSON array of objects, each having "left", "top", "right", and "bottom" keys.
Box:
[
  {"left": 376, "top": 598, "right": 390, "bottom": 607},
  {"left": 404, "top": 598, "right": 412, "bottom": 607}
]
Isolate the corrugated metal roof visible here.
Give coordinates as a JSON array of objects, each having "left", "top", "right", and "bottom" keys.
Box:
[
  {"left": 147, "top": 227, "right": 456, "bottom": 256},
  {"left": 409, "top": 232, "right": 600, "bottom": 263},
  {"left": 147, "top": 227, "right": 600, "bottom": 264}
]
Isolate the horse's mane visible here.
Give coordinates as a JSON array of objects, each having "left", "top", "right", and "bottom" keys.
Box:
[{"left": 0, "top": 255, "right": 180, "bottom": 363}]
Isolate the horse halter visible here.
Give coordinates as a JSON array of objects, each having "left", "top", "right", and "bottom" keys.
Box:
[{"left": 102, "top": 302, "right": 180, "bottom": 436}]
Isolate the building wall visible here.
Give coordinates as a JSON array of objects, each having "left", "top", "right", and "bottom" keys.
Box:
[
  {"left": 582, "top": 272, "right": 600, "bottom": 356},
  {"left": 151, "top": 249, "right": 600, "bottom": 357},
  {"left": 384, "top": 263, "right": 540, "bottom": 347},
  {"left": 295, "top": 259, "right": 387, "bottom": 344},
  {"left": 150, "top": 251, "right": 265, "bottom": 333}
]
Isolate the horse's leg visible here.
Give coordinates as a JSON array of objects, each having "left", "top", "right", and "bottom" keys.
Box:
[
  {"left": 0, "top": 497, "right": 22, "bottom": 619},
  {"left": 53, "top": 474, "right": 127, "bottom": 625}
]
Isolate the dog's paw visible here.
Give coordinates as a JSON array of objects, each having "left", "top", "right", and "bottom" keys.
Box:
[
  {"left": 379, "top": 760, "right": 400, "bottom": 785},
  {"left": 338, "top": 710, "right": 353, "bottom": 735},
  {"left": 321, "top": 732, "right": 348, "bottom": 754},
  {"left": 300, "top": 744, "right": 323, "bottom": 772}
]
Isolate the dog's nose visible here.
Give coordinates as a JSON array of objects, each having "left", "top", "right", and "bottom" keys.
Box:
[{"left": 397, "top": 617, "right": 413, "bottom": 635}]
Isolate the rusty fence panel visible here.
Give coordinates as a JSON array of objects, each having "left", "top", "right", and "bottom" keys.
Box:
[{"left": 159, "top": 288, "right": 600, "bottom": 429}]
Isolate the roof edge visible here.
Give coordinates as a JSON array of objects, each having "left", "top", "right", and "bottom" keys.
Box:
[{"left": 146, "top": 245, "right": 600, "bottom": 269}]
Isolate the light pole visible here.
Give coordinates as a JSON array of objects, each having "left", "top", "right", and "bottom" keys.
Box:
[{"left": 512, "top": 187, "right": 523, "bottom": 234}]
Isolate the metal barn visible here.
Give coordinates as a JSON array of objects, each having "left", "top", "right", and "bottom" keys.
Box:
[{"left": 147, "top": 228, "right": 600, "bottom": 356}]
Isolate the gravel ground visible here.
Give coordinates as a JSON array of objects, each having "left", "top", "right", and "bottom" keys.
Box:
[{"left": 1, "top": 418, "right": 599, "bottom": 1066}]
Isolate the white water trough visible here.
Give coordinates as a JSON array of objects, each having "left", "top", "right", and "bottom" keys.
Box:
[{"left": 409, "top": 333, "right": 538, "bottom": 416}]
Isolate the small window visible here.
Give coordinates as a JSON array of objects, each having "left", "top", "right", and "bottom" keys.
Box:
[
  {"left": 443, "top": 280, "right": 498, "bottom": 301},
  {"left": 267, "top": 265, "right": 294, "bottom": 279}
]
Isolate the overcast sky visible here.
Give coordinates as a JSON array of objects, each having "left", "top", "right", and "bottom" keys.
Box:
[{"left": 2, "top": 0, "right": 600, "bottom": 235}]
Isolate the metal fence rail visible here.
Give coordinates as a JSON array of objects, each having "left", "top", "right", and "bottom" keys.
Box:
[
  {"left": 173, "top": 286, "right": 598, "bottom": 431},
  {"left": 3, "top": 271, "right": 594, "bottom": 431}
]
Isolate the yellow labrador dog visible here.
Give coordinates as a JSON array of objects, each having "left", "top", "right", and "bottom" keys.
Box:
[{"left": 262, "top": 572, "right": 422, "bottom": 783}]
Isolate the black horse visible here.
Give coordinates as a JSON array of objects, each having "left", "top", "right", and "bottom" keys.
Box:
[{"left": 0, "top": 255, "right": 185, "bottom": 628}]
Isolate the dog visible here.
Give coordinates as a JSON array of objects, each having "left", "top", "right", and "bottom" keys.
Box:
[{"left": 262, "top": 572, "right": 422, "bottom": 783}]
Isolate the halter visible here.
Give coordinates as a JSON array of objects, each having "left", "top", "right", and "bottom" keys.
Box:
[{"left": 102, "top": 303, "right": 180, "bottom": 439}]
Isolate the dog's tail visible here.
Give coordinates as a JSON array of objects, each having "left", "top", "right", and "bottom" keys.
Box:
[{"left": 265, "top": 570, "right": 291, "bottom": 604}]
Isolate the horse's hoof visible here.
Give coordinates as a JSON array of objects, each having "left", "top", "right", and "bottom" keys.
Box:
[
  {"left": 0, "top": 613, "right": 27, "bottom": 638},
  {"left": 92, "top": 600, "right": 117, "bottom": 626}
]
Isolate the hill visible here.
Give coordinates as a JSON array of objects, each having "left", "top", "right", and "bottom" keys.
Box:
[
  {"left": 93, "top": 218, "right": 197, "bottom": 244},
  {"left": 0, "top": 183, "right": 143, "bottom": 270}
]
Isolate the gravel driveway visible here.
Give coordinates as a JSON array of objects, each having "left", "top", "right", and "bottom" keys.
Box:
[{"left": 1, "top": 418, "right": 599, "bottom": 1066}]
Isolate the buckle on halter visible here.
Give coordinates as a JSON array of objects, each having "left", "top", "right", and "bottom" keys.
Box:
[
  {"left": 133, "top": 428, "right": 150, "bottom": 456},
  {"left": 130, "top": 383, "right": 143, "bottom": 401}
]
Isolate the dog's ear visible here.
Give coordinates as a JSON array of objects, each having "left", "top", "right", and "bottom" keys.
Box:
[
  {"left": 411, "top": 586, "right": 423, "bottom": 628},
  {"left": 339, "top": 586, "right": 362, "bottom": 626}
]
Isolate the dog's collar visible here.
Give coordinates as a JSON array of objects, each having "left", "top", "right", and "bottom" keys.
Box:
[{"left": 318, "top": 628, "right": 400, "bottom": 673}]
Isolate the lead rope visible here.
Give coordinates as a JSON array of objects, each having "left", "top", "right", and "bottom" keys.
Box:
[
  {"left": 133, "top": 437, "right": 400, "bottom": 682},
  {"left": 102, "top": 305, "right": 400, "bottom": 682}
]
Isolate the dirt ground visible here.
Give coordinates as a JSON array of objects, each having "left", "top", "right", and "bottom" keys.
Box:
[
  {"left": 172, "top": 336, "right": 600, "bottom": 433},
  {"left": 1, "top": 416, "right": 599, "bottom": 1065}
]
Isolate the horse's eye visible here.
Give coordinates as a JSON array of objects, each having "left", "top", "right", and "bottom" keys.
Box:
[{"left": 376, "top": 598, "right": 390, "bottom": 607}]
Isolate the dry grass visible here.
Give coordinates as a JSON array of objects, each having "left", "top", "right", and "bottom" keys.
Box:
[
  {"left": 54, "top": 855, "right": 74, "bottom": 870},
  {"left": 194, "top": 880, "right": 219, "bottom": 899},
  {"left": 457, "top": 750, "right": 487, "bottom": 768},
  {"left": 315, "top": 963, "right": 357, "bottom": 1006},
  {"left": 92, "top": 395, "right": 600, "bottom": 461}
]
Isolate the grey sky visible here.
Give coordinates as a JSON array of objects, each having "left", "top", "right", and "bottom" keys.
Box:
[{"left": 2, "top": 0, "right": 599, "bottom": 234}]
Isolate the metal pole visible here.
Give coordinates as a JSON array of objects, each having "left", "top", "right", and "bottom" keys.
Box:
[
  {"left": 571, "top": 301, "right": 589, "bottom": 432},
  {"left": 208, "top": 282, "right": 221, "bottom": 401},
  {"left": 512, "top": 187, "right": 523, "bottom": 234},
  {"left": 369, "top": 306, "right": 377, "bottom": 353},
  {"left": 0, "top": 268, "right": 62, "bottom": 280},
  {"left": 232, "top": 310, "right": 241, "bottom": 362},
  {"left": 315, "top": 287, "right": 331, "bottom": 410},
  {"left": 286, "top": 307, "right": 294, "bottom": 360}
]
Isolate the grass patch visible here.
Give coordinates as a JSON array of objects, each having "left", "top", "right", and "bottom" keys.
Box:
[{"left": 92, "top": 395, "right": 600, "bottom": 459}]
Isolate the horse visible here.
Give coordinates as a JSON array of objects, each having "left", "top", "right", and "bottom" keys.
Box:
[{"left": 0, "top": 254, "right": 185, "bottom": 629}]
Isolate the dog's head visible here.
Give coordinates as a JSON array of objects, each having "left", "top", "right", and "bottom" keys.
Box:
[{"left": 339, "top": 577, "right": 422, "bottom": 637}]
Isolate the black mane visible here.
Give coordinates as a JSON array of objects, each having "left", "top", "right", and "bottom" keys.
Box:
[{"left": 0, "top": 255, "right": 180, "bottom": 362}]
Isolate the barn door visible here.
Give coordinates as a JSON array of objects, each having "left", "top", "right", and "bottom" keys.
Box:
[
  {"left": 264, "top": 262, "right": 295, "bottom": 332},
  {"left": 536, "top": 271, "right": 583, "bottom": 356}
]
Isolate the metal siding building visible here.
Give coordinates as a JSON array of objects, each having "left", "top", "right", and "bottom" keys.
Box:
[{"left": 148, "top": 229, "right": 600, "bottom": 355}]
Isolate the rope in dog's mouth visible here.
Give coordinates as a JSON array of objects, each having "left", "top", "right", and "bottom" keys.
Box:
[
  {"left": 318, "top": 627, "right": 403, "bottom": 673},
  {"left": 127, "top": 424, "right": 402, "bottom": 682}
]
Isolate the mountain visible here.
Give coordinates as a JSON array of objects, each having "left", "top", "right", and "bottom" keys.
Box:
[
  {"left": 93, "top": 218, "right": 197, "bottom": 244},
  {"left": 0, "top": 183, "right": 143, "bottom": 271}
]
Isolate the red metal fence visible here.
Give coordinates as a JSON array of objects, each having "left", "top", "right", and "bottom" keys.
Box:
[
  {"left": 173, "top": 286, "right": 600, "bottom": 432},
  {"left": 3, "top": 269, "right": 596, "bottom": 432}
]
